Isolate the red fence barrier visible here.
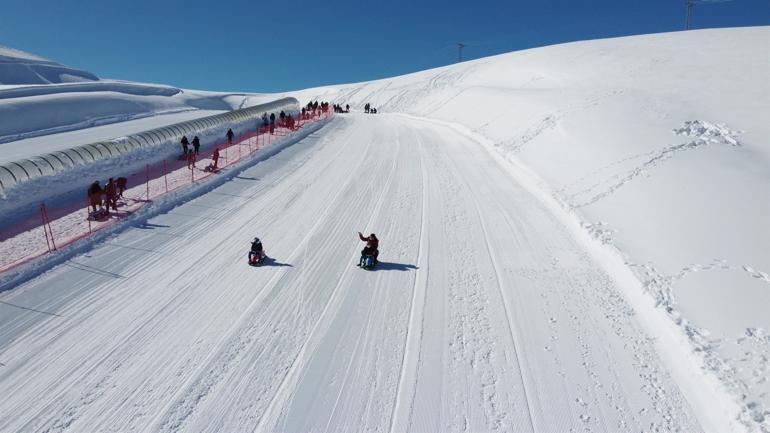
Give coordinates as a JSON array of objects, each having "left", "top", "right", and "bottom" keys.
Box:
[{"left": 0, "top": 107, "right": 332, "bottom": 273}]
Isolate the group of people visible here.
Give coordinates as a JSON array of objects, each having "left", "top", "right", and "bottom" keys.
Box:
[
  {"left": 333, "top": 104, "right": 349, "bottom": 113},
  {"left": 180, "top": 132, "right": 226, "bottom": 170},
  {"left": 87, "top": 177, "right": 127, "bottom": 215},
  {"left": 364, "top": 103, "right": 377, "bottom": 114}
]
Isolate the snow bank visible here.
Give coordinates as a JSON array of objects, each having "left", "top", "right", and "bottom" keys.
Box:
[
  {"left": 0, "top": 46, "right": 276, "bottom": 145},
  {"left": 285, "top": 26, "right": 770, "bottom": 432},
  {"left": 0, "top": 45, "right": 98, "bottom": 84}
]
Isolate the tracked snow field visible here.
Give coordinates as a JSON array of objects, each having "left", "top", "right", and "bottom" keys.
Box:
[{"left": 0, "top": 114, "right": 709, "bottom": 432}]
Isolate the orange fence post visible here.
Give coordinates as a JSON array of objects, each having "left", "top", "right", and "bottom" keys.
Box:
[{"left": 145, "top": 164, "right": 150, "bottom": 200}]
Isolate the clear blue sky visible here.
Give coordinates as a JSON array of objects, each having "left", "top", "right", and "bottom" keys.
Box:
[{"left": 1, "top": 0, "right": 767, "bottom": 93}]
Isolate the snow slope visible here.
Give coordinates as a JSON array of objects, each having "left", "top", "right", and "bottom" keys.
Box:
[
  {"left": 0, "top": 114, "right": 714, "bottom": 432},
  {"left": 284, "top": 26, "right": 770, "bottom": 431},
  {"left": 0, "top": 27, "right": 767, "bottom": 433}
]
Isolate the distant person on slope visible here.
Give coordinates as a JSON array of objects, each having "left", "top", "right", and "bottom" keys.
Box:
[
  {"left": 357, "top": 232, "right": 379, "bottom": 266},
  {"left": 249, "top": 237, "right": 265, "bottom": 264},
  {"left": 192, "top": 136, "right": 200, "bottom": 155},
  {"left": 226, "top": 129, "right": 234, "bottom": 145}
]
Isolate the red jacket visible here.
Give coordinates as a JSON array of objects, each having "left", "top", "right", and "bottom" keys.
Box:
[{"left": 359, "top": 233, "right": 378, "bottom": 249}]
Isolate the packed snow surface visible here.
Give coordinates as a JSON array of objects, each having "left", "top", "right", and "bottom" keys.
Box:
[
  {"left": 0, "top": 114, "right": 711, "bottom": 432},
  {"left": 0, "top": 26, "right": 768, "bottom": 433}
]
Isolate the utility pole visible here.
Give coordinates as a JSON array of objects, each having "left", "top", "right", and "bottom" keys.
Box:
[
  {"left": 457, "top": 43, "right": 465, "bottom": 63},
  {"left": 685, "top": 0, "right": 694, "bottom": 30}
]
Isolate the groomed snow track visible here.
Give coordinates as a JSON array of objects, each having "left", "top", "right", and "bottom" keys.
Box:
[{"left": 0, "top": 113, "right": 710, "bottom": 432}]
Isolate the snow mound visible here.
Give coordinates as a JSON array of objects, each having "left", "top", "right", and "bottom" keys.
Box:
[{"left": 0, "top": 45, "right": 98, "bottom": 85}]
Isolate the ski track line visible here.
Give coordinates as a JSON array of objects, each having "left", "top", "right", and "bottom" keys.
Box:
[
  {"left": 319, "top": 128, "right": 405, "bottom": 433},
  {"left": 440, "top": 129, "right": 538, "bottom": 432},
  {"left": 147, "top": 119, "right": 364, "bottom": 432},
  {"left": 388, "top": 127, "right": 429, "bottom": 433},
  {"left": 255, "top": 120, "right": 401, "bottom": 433}
]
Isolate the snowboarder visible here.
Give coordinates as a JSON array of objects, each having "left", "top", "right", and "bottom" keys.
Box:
[
  {"left": 87, "top": 180, "right": 103, "bottom": 212},
  {"left": 226, "top": 129, "right": 234, "bottom": 145},
  {"left": 248, "top": 237, "right": 266, "bottom": 265},
  {"left": 357, "top": 232, "right": 379, "bottom": 267},
  {"left": 192, "top": 136, "right": 200, "bottom": 155}
]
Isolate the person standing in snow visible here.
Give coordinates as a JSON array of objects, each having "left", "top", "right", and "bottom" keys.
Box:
[
  {"left": 180, "top": 135, "right": 190, "bottom": 155},
  {"left": 212, "top": 147, "right": 220, "bottom": 169},
  {"left": 269, "top": 113, "right": 276, "bottom": 134},
  {"left": 116, "top": 177, "right": 127, "bottom": 198},
  {"left": 87, "top": 180, "right": 103, "bottom": 212},
  {"left": 226, "top": 129, "right": 234, "bottom": 145},
  {"left": 187, "top": 147, "right": 196, "bottom": 169},
  {"left": 104, "top": 178, "right": 118, "bottom": 212},
  {"left": 192, "top": 136, "right": 200, "bottom": 155}
]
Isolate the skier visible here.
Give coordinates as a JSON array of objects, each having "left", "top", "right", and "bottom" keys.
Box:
[
  {"left": 192, "top": 136, "right": 200, "bottom": 155},
  {"left": 249, "top": 237, "right": 266, "bottom": 265},
  {"left": 357, "top": 232, "right": 379, "bottom": 267}
]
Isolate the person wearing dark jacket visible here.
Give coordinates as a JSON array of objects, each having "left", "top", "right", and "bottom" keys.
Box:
[
  {"left": 192, "top": 136, "right": 200, "bottom": 155},
  {"left": 181, "top": 135, "right": 190, "bottom": 155},
  {"left": 104, "top": 178, "right": 118, "bottom": 212},
  {"left": 249, "top": 237, "right": 265, "bottom": 263},
  {"left": 116, "top": 177, "right": 127, "bottom": 198},
  {"left": 358, "top": 232, "right": 379, "bottom": 266},
  {"left": 87, "top": 181, "right": 103, "bottom": 212},
  {"left": 226, "top": 129, "right": 234, "bottom": 145}
]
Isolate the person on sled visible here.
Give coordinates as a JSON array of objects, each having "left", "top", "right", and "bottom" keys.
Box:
[
  {"left": 357, "top": 232, "right": 379, "bottom": 266},
  {"left": 249, "top": 237, "right": 265, "bottom": 264}
]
